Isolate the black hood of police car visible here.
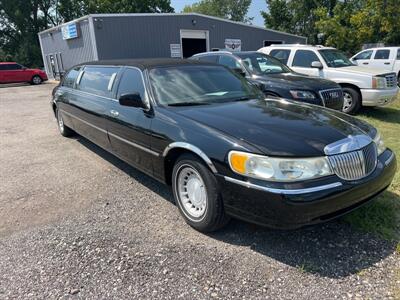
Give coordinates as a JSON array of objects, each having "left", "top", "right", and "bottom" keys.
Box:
[{"left": 172, "top": 98, "right": 376, "bottom": 157}]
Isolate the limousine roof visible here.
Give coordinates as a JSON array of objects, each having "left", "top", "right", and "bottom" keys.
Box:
[{"left": 78, "top": 58, "right": 213, "bottom": 70}]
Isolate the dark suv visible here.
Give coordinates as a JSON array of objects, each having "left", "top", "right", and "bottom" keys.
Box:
[{"left": 191, "top": 51, "right": 344, "bottom": 110}]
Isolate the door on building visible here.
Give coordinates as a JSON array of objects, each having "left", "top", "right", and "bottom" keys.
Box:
[{"left": 180, "top": 30, "right": 209, "bottom": 58}]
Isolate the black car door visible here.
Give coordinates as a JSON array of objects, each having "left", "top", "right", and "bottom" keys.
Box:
[
  {"left": 105, "top": 67, "right": 154, "bottom": 174},
  {"left": 68, "top": 66, "right": 120, "bottom": 151}
]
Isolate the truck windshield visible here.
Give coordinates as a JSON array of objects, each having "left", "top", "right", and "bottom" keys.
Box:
[
  {"left": 318, "top": 49, "right": 354, "bottom": 68},
  {"left": 149, "top": 65, "right": 262, "bottom": 106},
  {"left": 236, "top": 52, "right": 291, "bottom": 75}
]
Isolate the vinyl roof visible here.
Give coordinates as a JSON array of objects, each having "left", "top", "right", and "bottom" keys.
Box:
[{"left": 78, "top": 58, "right": 216, "bottom": 70}]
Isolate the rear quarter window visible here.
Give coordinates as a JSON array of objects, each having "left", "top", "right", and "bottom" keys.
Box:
[
  {"left": 62, "top": 67, "right": 80, "bottom": 88},
  {"left": 77, "top": 66, "right": 120, "bottom": 97}
]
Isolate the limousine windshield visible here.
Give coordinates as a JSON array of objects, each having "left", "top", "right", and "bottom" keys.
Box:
[{"left": 149, "top": 65, "right": 261, "bottom": 106}]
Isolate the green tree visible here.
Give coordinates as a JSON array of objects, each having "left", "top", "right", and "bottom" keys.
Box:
[
  {"left": 316, "top": 0, "right": 400, "bottom": 54},
  {"left": 262, "top": 0, "right": 337, "bottom": 44},
  {"left": 58, "top": 0, "right": 174, "bottom": 22},
  {"left": 350, "top": 0, "right": 400, "bottom": 47},
  {"left": 182, "top": 0, "right": 253, "bottom": 23}
]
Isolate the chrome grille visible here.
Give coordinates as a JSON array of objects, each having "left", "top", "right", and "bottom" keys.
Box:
[
  {"left": 384, "top": 73, "right": 397, "bottom": 88},
  {"left": 328, "top": 143, "right": 377, "bottom": 180},
  {"left": 319, "top": 88, "right": 344, "bottom": 108}
]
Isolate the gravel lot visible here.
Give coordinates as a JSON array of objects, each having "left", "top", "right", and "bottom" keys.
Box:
[{"left": 0, "top": 83, "right": 399, "bottom": 299}]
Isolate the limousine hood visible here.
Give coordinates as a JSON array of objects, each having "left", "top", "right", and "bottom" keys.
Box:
[{"left": 174, "top": 99, "right": 376, "bottom": 157}]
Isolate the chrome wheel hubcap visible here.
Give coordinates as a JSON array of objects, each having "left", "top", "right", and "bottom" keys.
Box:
[
  {"left": 33, "top": 76, "right": 41, "bottom": 84},
  {"left": 343, "top": 92, "right": 353, "bottom": 111},
  {"left": 177, "top": 166, "right": 207, "bottom": 219}
]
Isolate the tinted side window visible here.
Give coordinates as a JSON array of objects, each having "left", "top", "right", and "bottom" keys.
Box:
[
  {"left": 78, "top": 66, "right": 120, "bottom": 97},
  {"left": 397, "top": 49, "right": 400, "bottom": 60},
  {"left": 292, "top": 50, "right": 320, "bottom": 67},
  {"left": 197, "top": 55, "right": 218, "bottom": 63},
  {"left": 117, "top": 68, "right": 145, "bottom": 100},
  {"left": 62, "top": 67, "right": 80, "bottom": 88},
  {"left": 354, "top": 50, "right": 373, "bottom": 60},
  {"left": 269, "top": 49, "right": 291, "bottom": 65},
  {"left": 218, "top": 55, "right": 242, "bottom": 69},
  {"left": 374, "top": 50, "right": 390, "bottom": 59},
  {"left": 0, "top": 64, "right": 22, "bottom": 70},
  {"left": 0, "top": 64, "right": 12, "bottom": 70}
]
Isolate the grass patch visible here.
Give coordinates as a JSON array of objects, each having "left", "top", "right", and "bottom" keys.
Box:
[{"left": 342, "top": 94, "right": 400, "bottom": 240}]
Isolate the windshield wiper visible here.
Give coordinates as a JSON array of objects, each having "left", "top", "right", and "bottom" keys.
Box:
[{"left": 167, "top": 102, "right": 209, "bottom": 107}]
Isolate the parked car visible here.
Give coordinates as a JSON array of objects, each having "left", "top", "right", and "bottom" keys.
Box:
[
  {"left": 52, "top": 59, "right": 396, "bottom": 232},
  {"left": 259, "top": 45, "right": 399, "bottom": 114},
  {"left": 350, "top": 47, "right": 400, "bottom": 82},
  {"left": 191, "top": 51, "right": 344, "bottom": 111},
  {"left": 0, "top": 62, "right": 48, "bottom": 85}
]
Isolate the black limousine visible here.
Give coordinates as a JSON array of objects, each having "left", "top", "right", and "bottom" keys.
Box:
[
  {"left": 192, "top": 51, "right": 344, "bottom": 111},
  {"left": 52, "top": 59, "right": 396, "bottom": 232}
]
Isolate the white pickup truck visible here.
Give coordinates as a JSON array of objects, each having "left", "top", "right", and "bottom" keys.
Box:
[
  {"left": 259, "top": 45, "right": 399, "bottom": 114},
  {"left": 350, "top": 47, "right": 400, "bottom": 80}
]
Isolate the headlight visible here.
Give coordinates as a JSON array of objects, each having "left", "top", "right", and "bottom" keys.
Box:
[
  {"left": 228, "top": 151, "right": 332, "bottom": 182},
  {"left": 290, "top": 90, "right": 316, "bottom": 99},
  {"left": 372, "top": 76, "right": 386, "bottom": 89},
  {"left": 373, "top": 132, "right": 386, "bottom": 155}
]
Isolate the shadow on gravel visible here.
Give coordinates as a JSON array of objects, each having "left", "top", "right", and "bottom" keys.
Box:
[{"left": 76, "top": 136, "right": 397, "bottom": 279}]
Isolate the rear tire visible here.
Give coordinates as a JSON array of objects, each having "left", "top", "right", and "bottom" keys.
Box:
[
  {"left": 342, "top": 87, "right": 361, "bottom": 114},
  {"left": 172, "top": 153, "right": 229, "bottom": 232},
  {"left": 56, "top": 108, "right": 74, "bottom": 137},
  {"left": 31, "top": 75, "right": 42, "bottom": 85}
]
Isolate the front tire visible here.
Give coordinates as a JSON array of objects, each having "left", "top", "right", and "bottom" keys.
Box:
[
  {"left": 31, "top": 75, "right": 42, "bottom": 85},
  {"left": 56, "top": 108, "right": 74, "bottom": 137},
  {"left": 342, "top": 87, "right": 361, "bottom": 114},
  {"left": 172, "top": 154, "right": 229, "bottom": 232}
]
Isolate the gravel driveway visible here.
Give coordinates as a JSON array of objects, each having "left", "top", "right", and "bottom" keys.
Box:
[{"left": 0, "top": 83, "right": 399, "bottom": 299}]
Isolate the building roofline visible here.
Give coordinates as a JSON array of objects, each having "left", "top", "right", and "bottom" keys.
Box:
[{"left": 38, "top": 13, "right": 306, "bottom": 40}]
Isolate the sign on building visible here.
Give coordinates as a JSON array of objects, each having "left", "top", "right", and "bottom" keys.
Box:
[
  {"left": 225, "top": 39, "right": 241, "bottom": 51},
  {"left": 170, "top": 44, "right": 182, "bottom": 58},
  {"left": 61, "top": 23, "right": 78, "bottom": 40}
]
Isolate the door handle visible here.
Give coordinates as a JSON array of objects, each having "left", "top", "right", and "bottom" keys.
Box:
[
  {"left": 362, "top": 62, "right": 369, "bottom": 65},
  {"left": 110, "top": 110, "right": 119, "bottom": 117},
  {"left": 384, "top": 62, "right": 390, "bottom": 65}
]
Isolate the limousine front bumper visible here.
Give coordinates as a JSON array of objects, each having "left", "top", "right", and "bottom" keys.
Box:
[{"left": 218, "top": 149, "right": 396, "bottom": 229}]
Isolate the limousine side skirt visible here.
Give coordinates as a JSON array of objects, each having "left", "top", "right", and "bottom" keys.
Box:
[
  {"left": 59, "top": 109, "right": 160, "bottom": 157},
  {"left": 162, "top": 142, "right": 218, "bottom": 174}
]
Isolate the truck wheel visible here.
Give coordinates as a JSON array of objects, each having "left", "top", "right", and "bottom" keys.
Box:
[
  {"left": 31, "top": 75, "right": 42, "bottom": 85},
  {"left": 172, "top": 153, "right": 229, "bottom": 232},
  {"left": 342, "top": 87, "right": 361, "bottom": 114},
  {"left": 56, "top": 108, "right": 74, "bottom": 137}
]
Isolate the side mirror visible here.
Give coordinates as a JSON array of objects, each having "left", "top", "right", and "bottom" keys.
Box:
[
  {"left": 311, "top": 61, "right": 323, "bottom": 69},
  {"left": 119, "top": 93, "right": 146, "bottom": 108},
  {"left": 232, "top": 67, "right": 246, "bottom": 77}
]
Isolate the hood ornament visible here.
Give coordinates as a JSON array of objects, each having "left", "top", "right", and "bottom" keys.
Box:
[{"left": 324, "top": 135, "right": 372, "bottom": 155}]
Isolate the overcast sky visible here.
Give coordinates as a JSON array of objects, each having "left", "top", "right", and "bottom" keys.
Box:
[{"left": 170, "top": 0, "right": 267, "bottom": 27}]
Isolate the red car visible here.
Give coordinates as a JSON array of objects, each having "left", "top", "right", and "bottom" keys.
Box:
[{"left": 0, "top": 62, "right": 48, "bottom": 85}]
